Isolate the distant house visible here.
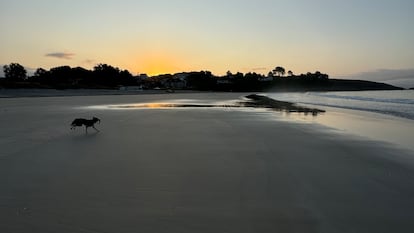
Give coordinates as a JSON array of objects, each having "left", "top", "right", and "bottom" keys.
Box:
[
  {"left": 165, "top": 78, "right": 187, "bottom": 89},
  {"left": 167, "top": 72, "right": 189, "bottom": 89},
  {"left": 173, "top": 72, "right": 190, "bottom": 80},
  {"left": 154, "top": 73, "right": 189, "bottom": 89}
]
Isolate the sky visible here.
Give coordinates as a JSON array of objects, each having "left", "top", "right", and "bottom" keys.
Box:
[{"left": 1, "top": 0, "right": 414, "bottom": 77}]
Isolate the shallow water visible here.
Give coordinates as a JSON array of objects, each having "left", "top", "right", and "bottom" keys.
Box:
[
  {"left": 79, "top": 91, "right": 414, "bottom": 152},
  {"left": 266, "top": 90, "right": 414, "bottom": 120},
  {"left": 266, "top": 90, "right": 414, "bottom": 151}
]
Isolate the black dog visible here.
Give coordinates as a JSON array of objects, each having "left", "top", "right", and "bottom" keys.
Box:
[{"left": 71, "top": 117, "right": 101, "bottom": 133}]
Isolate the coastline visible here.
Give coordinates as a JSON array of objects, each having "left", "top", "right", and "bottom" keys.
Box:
[
  {"left": 1, "top": 93, "right": 414, "bottom": 232},
  {"left": 0, "top": 88, "right": 199, "bottom": 98}
]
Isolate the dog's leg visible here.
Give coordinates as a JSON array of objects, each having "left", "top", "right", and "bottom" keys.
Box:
[{"left": 93, "top": 125, "right": 100, "bottom": 132}]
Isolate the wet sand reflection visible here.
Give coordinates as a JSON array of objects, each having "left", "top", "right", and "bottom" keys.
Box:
[{"left": 99, "top": 94, "right": 326, "bottom": 116}]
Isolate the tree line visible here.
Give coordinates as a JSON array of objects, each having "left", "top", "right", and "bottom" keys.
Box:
[
  {"left": 2, "top": 63, "right": 136, "bottom": 89},
  {"left": 1, "top": 63, "right": 329, "bottom": 91}
]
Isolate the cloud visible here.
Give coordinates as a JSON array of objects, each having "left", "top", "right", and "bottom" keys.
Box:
[
  {"left": 83, "top": 59, "right": 95, "bottom": 64},
  {"left": 45, "top": 52, "right": 75, "bottom": 60}
]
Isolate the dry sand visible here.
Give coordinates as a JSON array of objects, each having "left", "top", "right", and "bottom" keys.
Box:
[{"left": 1, "top": 92, "right": 414, "bottom": 233}]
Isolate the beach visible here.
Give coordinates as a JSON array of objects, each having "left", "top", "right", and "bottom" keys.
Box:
[{"left": 1, "top": 92, "right": 414, "bottom": 233}]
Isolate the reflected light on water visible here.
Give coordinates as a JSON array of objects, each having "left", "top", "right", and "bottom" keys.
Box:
[
  {"left": 280, "top": 106, "right": 414, "bottom": 151},
  {"left": 94, "top": 103, "right": 177, "bottom": 109},
  {"left": 83, "top": 98, "right": 326, "bottom": 117},
  {"left": 140, "top": 103, "right": 172, "bottom": 108},
  {"left": 79, "top": 96, "right": 413, "bottom": 151}
]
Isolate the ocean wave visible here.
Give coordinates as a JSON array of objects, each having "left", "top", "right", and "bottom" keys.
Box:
[
  {"left": 267, "top": 90, "right": 414, "bottom": 120},
  {"left": 309, "top": 92, "right": 414, "bottom": 105}
]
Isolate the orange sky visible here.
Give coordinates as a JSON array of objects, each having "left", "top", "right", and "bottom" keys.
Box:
[{"left": 1, "top": 0, "right": 414, "bottom": 77}]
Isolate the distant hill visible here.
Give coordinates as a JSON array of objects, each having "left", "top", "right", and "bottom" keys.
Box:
[
  {"left": 326, "top": 79, "right": 403, "bottom": 91},
  {"left": 265, "top": 78, "right": 403, "bottom": 92},
  {"left": 338, "top": 69, "right": 414, "bottom": 89}
]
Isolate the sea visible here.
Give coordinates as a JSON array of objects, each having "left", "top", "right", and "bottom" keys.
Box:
[
  {"left": 265, "top": 90, "right": 414, "bottom": 151},
  {"left": 266, "top": 90, "right": 414, "bottom": 120}
]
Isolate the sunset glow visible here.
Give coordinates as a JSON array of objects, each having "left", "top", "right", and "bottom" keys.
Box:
[
  {"left": 1, "top": 0, "right": 413, "bottom": 77},
  {"left": 135, "top": 52, "right": 185, "bottom": 76}
]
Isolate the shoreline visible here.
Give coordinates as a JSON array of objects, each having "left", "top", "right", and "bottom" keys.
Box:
[
  {"left": 0, "top": 88, "right": 201, "bottom": 98},
  {"left": 0, "top": 87, "right": 408, "bottom": 99},
  {"left": 1, "top": 92, "right": 414, "bottom": 232},
  {"left": 3, "top": 89, "right": 412, "bottom": 151}
]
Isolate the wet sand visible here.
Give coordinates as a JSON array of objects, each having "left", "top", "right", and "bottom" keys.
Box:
[{"left": 1, "top": 93, "right": 414, "bottom": 233}]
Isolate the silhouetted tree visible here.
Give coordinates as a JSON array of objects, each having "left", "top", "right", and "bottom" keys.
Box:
[
  {"left": 233, "top": 72, "right": 263, "bottom": 91},
  {"left": 186, "top": 71, "right": 216, "bottom": 90},
  {"left": 234, "top": 72, "right": 243, "bottom": 79},
  {"left": 93, "top": 63, "right": 121, "bottom": 86},
  {"left": 50, "top": 66, "right": 72, "bottom": 82},
  {"left": 3, "top": 63, "right": 26, "bottom": 80},
  {"left": 267, "top": 71, "right": 274, "bottom": 77},
  {"left": 93, "top": 64, "right": 120, "bottom": 78},
  {"left": 287, "top": 70, "right": 293, "bottom": 76},
  {"left": 226, "top": 70, "right": 233, "bottom": 77},
  {"left": 71, "top": 67, "right": 93, "bottom": 86},
  {"left": 272, "top": 66, "right": 285, "bottom": 77},
  {"left": 30, "top": 67, "right": 51, "bottom": 85},
  {"left": 34, "top": 68, "right": 48, "bottom": 77},
  {"left": 91, "top": 64, "right": 136, "bottom": 87},
  {"left": 119, "top": 69, "right": 135, "bottom": 85}
]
